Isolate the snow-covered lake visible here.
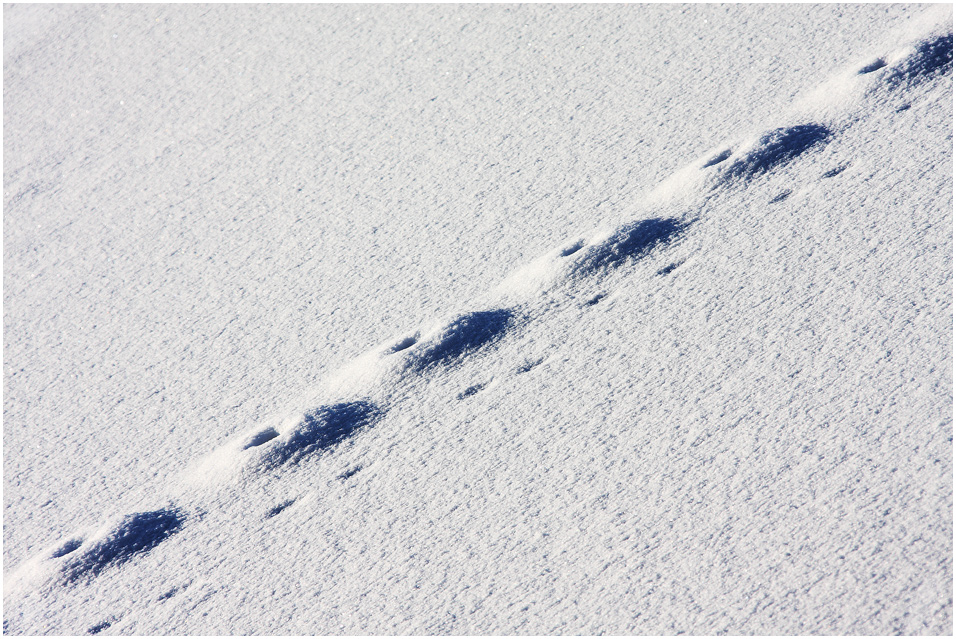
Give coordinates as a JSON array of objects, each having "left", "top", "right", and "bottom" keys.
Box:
[{"left": 4, "top": 4, "right": 952, "bottom": 634}]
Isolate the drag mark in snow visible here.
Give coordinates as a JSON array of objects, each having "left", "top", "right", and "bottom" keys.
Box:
[
  {"left": 858, "top": 58, "right": 887, "bottom": 74},
  {"left": 559, "top": 239, "right": 586, "bottom": 256},
  {"left": 516, "top": 358, "right": 543, "bottom": 374},
  {"left": 242, "top": 427, "right": 280, "bottom": 450},
  {"left": 388, "top": 333, "right": 419, "bottom": 353},
  {"left": 338, "top": 466, "right": 362, "bottom": 480},
  {"left": 88, "top": 618, "right": 117, "bottom": 635},
  {"left": 50, "top": 538, "right": 83, "bottom": 558},
  {"left": 157, "top": 585, "right": 184, "bottom": 601},
  {"left": 702, "top": 149, "right": 733, "bottom": 167}
]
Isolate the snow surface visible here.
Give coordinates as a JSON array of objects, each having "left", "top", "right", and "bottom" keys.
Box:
[{"left": 3, "top": 4, "right": 953, "bottom": 634}]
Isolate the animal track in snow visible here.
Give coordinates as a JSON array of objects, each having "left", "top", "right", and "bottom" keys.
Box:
[
  {"left": 719, "top": 124, "right": 832, "bottom": 183},
  {"left": 257, "top": 401, "right": 380, "bottom": 470},
  {"left": 408, "top": 309, "right": 517, "bottom": 373},
  {"left": 9, "top": 16, "right": 951, "bottom": 609},
  {"left": 702, "top": 148, "right": 733, "bottom": 167}
]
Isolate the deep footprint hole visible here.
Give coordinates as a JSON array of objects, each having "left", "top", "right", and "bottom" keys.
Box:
[
  {"left": 858, "top": 58, "right": 886, "bottom": 74},
  {"left": 389, "top": 334, "right": 418, "bottom": 353},
  {"left": 702, "top": 149, "right": 733, "bottom": 168},
  {"left": 243, "top": 427, "right": 279, "bottom": 450},
  {"left": 560, "top": 240, "right": 586, "bottom": 257},
  {"left": 51, "top": 538, "right": 83, "bottom": 559},
  {"left": 338, "top": 466, "right": 362, "bottom": 480}
]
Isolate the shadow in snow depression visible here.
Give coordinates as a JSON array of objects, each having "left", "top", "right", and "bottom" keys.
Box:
[
  {"left": 575, "top": 217, "right": 687, "bottom": 277},
  {"left": 885, "top": 32, "right": 953, "bottom": 88},
  {"left": 410, "top": 309, "right": 516, "bottom": 372},
  {"left": 56, "top": 508, "right": 185, "bottom": 585},
  {"left": 257, "top": 401, "right": 381, "bottom": 470},
  {"left": 721, "top": 124, "right": 831, "bottom": 182}
]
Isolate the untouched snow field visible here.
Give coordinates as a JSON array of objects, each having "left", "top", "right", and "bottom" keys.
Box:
[{"left": 4, "top": 4, "right": 953, "bottom": 634}]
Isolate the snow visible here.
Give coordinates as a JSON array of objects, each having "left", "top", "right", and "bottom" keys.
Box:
[{"left": 4, "top": 4, "right": 952, "bottom": 634}]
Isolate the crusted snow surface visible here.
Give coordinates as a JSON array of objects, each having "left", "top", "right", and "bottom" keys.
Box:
[{"left": 4, "top": 4, "right": 953, "bottom": 635}]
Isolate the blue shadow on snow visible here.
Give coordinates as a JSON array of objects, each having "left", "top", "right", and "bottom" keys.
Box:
[
  {"left": 60, "top": 508, "right": 185, "bottom": 585},
  {"left": 575, "top": 217, "right": 687, "bottom": 275},
  {"left": 885, "top": 32, "right": 953, "bottom": 88},
  {"left": 722, "top": 124, "right": 831, "bottom": 182},
  {"left": 261, "top": 400, "right": 381, "bottom": 469},
  {"left": 410, "top": 309, "right": 516, "bottom": 372}
]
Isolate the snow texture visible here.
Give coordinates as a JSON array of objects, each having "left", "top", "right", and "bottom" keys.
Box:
[{"left": 4, "top": 4, "right": 953, "bottom": 635}]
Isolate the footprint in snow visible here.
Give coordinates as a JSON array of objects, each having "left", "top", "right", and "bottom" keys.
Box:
[
  {"left": 407, "top": 309, "right": 517, "bottom": 373},
  {"left": 248, "top": 400, "right": 381, "bottom": 471},
  {"left": 8, "top": 507, "right": 187, "bottom": 593},
  {"left": 883, "top": 32, "right": 953, "bottom": 89},
  {"left": 718, "top": 124, "right": 832, "bottom": 184}
]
